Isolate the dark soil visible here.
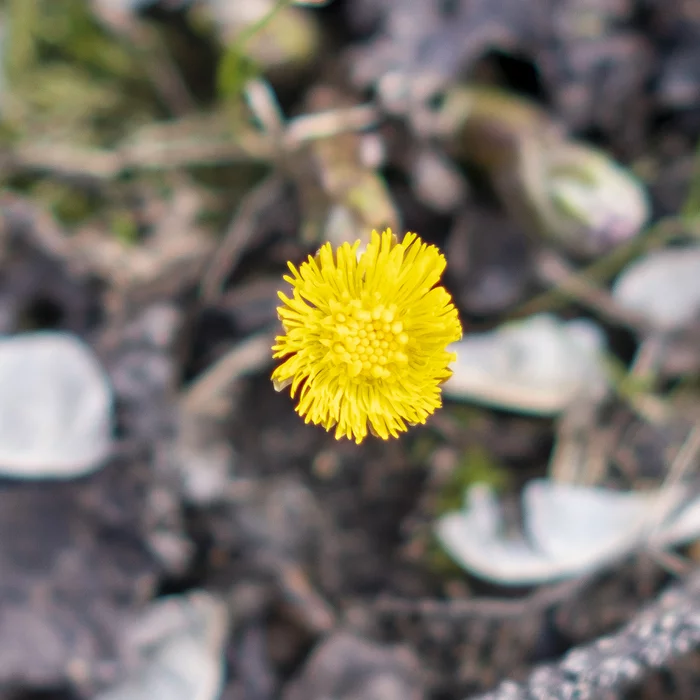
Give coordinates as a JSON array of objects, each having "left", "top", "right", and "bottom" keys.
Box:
[{"left": 1, "top": 1, "right": 700, "bottom": 699}]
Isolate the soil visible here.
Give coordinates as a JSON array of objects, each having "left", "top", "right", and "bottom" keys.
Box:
[{"left": 1, "top": 1, "right": 700, "bottom": 699}]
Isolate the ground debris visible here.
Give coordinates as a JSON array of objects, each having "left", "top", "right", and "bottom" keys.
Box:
[
  {"left": 283, "top": 632, "right": 425, "bottom": 700},
  {"left": 469, "top": 569, "right": 700, "bottom": 700},
  {"left": 1, "top": 0, "right": 700, "bottom": 698}
]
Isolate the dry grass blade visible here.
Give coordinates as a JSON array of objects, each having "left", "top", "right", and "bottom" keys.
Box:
[
  {"left": 284, "top": 104, "right": 380, "bottom": 148},
  {"left": 648, "top": 424, "right": 700, "bottom": 538},
  {"left": 180, "top": 331, "right": 276, "bottom": 416},
  {"left": 200, "top": 173, "right": 285, "bottom": 302},
  {"left": 9, "top": 139, "right": 273, "bottom": 179},
  {"left": 533, "top": 248, "right": 652, "bottom": 332}
]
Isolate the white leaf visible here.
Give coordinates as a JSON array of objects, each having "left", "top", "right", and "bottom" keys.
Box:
[
  {"left": 436, "top": 480, "right": 690, "bottom": 586},
  {"left": 443, "top": 314, "right": 608, "bottom": 415}
]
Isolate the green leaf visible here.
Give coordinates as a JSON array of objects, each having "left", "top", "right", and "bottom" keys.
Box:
[
  {"left": 216, "top": 46, "right": 258, "bottom": 100},
  {"left": 683, "top": 137, "right": 700, "bottom": 220},
  {"left": 215, "top": 0, "right": 292, "bottom": 101}
]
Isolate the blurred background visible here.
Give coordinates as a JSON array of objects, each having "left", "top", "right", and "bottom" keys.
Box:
[{"left": 0, "top": 0, "right": 700, "bottom": 699}]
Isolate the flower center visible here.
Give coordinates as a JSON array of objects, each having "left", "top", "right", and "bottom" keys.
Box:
[{"left": 325, "top": 298, "right": 409, "bottom": 379}]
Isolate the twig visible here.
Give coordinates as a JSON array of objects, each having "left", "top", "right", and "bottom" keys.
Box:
[
  {"left": 200, "top": 173, "right": 285, "bottom": 302},
  {"left": 9, "top": 136, "right": 273, "bottom": 179},
  {"left": 180, "top": 330, "right": 276, "bottom": 416},
  {"left": 284, "top": 104, "right": 380, "bottom": 148},
  {"left": 648, "top": 424, "right": 700, "bottom": 539},
  {"left": 126, "top": 21, "right": 196, "bottom": 116},
  {"left": 512, "top": 216, "right": 700, "bottom": 321},
  {"left": 533, "top": 248, "right": 651, "bottom": 332},
  {"left": 372, "top": 576, "right": 592, "bottom": 620}
]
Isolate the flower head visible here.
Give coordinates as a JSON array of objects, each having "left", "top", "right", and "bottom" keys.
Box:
[{"left": 272, "top": 229, "right": 462, "bottom": 444}]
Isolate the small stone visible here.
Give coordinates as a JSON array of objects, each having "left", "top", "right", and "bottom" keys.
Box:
[
  {"left": 612, "top": 246, "right": 700, "bottom": 330},
  {"left": 0, "top": 332, "right": 113, "bottom": 478},
  {"left": 97, "top": 591, "right": 229, "bottom": 700}
]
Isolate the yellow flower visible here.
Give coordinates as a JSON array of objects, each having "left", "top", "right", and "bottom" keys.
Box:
[{"left": 271, "top": 229, "right": 463, "bottom": 444}]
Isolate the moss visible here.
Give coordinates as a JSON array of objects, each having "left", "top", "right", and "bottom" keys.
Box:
[
  {"left": 27, "top": 179, "right": 101, "bottom": 227},
  {"left": 434, "top": 445, "right": 510, "bottom": 515},
  {"left": 108, "top": 210, "right": 140, "bottom": 244},
  {"left": 422, "top": 446, "right": 510, "bottom": 578},
  {"left": 4, "top": 0, "right": 157, "bottom": 143}
]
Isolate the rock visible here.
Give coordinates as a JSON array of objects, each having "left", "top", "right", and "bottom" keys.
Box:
[
  {"left": 0, "top": 461, "right": 160, "bottom": 692},
  {"left": 283, "top": 633, "right": 424, "bottom": 700},
  {"left": 0, "top": 332, "right": 113, "bottom": 478},
  {"left": 612, "top": 246, "right": 700, "bottom": 330},
  {"left": 96, "top": 591, "right": 229, "bottom": 700}
]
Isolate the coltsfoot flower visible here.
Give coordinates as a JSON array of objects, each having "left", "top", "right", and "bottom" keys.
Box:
[{"left": 272, "top": 229, "right": 463, "bottom": 443}]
